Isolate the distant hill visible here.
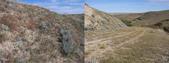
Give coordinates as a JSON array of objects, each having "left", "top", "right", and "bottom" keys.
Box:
[
  {"left": 113, "top": 13, "right": 143, "bottom": 21},
  {"left": 113, "top": 10, "right": 169, "bottom": 33},
  {"left": 113, "top": 13, "right": 143, "bottom": 26},
  {"left": 84, "top": 4, "right": 127, "bottom": 31},
  {"left": 0, "top": 0, "right": 83, "bottom": 63},
  {"left": 131, "top": 10, "right": 169, "bottom": 33}
]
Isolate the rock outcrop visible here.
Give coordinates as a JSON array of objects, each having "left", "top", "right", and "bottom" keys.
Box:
[{"left": 84, "top": 4, "right": 127, "bottom": 31}]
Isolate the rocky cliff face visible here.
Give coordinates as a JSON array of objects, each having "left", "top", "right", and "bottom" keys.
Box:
[
  {"left": 84, "top": 4, "right": 127, "bottom": 31},
  {"left": 0, "top": 0, "right": 83, "bottom": 63}
]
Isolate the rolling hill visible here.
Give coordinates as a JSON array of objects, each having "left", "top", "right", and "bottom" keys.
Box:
[
  {"left": 115, "top": 10, "right": 169, "bottom": 33},
  {"left": 132, "top": 10, "right": 169, "bottom": 33},
  {"left": 113, "top": 13, "right": 143, "bottom": 21}
]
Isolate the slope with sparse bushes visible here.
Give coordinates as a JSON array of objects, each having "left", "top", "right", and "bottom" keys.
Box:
[
  {"left": 131, "top": 10, "right": 169, "bottom": 33},
  {"left": 0, "top": 0, "right": 83, "bottom": 63}
]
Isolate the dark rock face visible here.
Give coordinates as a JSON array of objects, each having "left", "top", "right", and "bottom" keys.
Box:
[{"left": 0, "top": 0, "right": 84, "bottom": 63}]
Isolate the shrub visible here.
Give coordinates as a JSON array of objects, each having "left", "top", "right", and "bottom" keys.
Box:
[
  {"left": 121, "top": 20, "right": 132, "bottom": 26},
  {"left": 99, "top": 43, "right": 106, "bottom": 49},
  {"left": 59, "top": 27, "right": 76, "bottom": 55},
  {"left": 136, "top": 18, "right": 142, "bottom": 20}
]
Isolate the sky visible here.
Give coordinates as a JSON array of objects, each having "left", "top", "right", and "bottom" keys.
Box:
[
  {"left": 86, "top": 0, "right": 169, "bottom": 13},
  {"left": 18, "top": 0, "right": 169, "bottom": 14},
  {"left": 18, "top": 0, "right": 84, "bottom": 14}
]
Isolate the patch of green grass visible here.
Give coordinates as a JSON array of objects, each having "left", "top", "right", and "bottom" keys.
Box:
[
  {"left": 121, "top": 20, "right": 133, "bottom": 26},
  {"left": 98, "top": 43, "right": 106, "bottom": 49}
]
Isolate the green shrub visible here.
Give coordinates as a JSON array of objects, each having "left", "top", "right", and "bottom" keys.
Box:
[
  {"left": 60, "top": 27, "right": 76, "bottom": 56},
  {"left": 121, "top": 20, "right": 132, "bottom": 26}
]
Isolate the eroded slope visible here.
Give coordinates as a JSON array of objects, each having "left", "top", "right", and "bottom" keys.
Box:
[{"left": 84, "top": 4, "right": 127, "bottom": 31}]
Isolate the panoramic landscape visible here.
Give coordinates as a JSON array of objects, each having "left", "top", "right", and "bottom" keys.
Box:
[
  {"left": 85, "top": 0, "right": 169, "bottom": 63},
  {"left": 0, "top": 0, "right": 169, "bottom": 63}
]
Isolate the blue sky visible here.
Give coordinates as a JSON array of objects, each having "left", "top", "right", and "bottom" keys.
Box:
[
  {"left": 18, "top": 0, "right": 169, "bottom": 14},
  {"left": 86, "top": 0, "right": 169, "bottom": 13},
  {"left": 18, "top": 0, "right": 84, "bottom": 14}
]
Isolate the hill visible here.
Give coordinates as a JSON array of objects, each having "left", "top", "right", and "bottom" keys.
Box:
[
  {"left": 84, "top": 4, "right": 127, "bottom": 31},
  {"left": 0, "top": 0, "right": 83, "bottom": 63},
  {"left": 85, "top": 4, "right": 169, "bottom": 63},
  {"left": 132, "top": 10, "right": 169, "bottom": 33},
  {"left": 113, "top": 13, "right": 143, "bottom": 21}
]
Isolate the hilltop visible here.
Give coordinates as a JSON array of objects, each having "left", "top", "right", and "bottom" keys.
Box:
[{"left": 84, "top": 4, "right": 127, "bottom": 31}]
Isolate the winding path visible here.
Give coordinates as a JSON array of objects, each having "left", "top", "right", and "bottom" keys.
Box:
[{"left": 85, "top": 28, "right": 146, "bottom": 63}]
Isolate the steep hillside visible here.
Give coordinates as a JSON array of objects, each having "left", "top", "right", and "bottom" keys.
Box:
[
  {"left": 132, "top": 10, "right": 169, "bottom": 32},
  {"left": 84, "top": 4, "right": 127, "bottom": 31},
  {"left": 0, "top": 0, "right": 83, "bottom": 63},
  {"left": 65, "top": 14, "right": 84, "bottom": 32}
]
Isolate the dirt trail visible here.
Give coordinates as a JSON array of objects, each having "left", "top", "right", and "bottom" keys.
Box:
[
  {"left": 85, "top": 31, "right": 134, "bottom": 45},
  {"left": 85, "top": 28, "right": 146, "bottom": 63}
]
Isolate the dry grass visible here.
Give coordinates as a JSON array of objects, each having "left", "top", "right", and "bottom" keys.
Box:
[
  {"left": 100, "top": 28, "right": 169, "bottom": 63},
  {"left": 85, "top": 27, "right": 169, "bottom": 63}
]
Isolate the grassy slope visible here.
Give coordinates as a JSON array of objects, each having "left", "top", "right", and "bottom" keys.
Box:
[
  {"left": 0, "top": 1, "right": 84, "bottom": 63},
  {"left": 101, "top": 28, "right": 169, "bottom": 63},
  {"left": 85, "top": 27, "right": 169, "bottom": 63}
]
